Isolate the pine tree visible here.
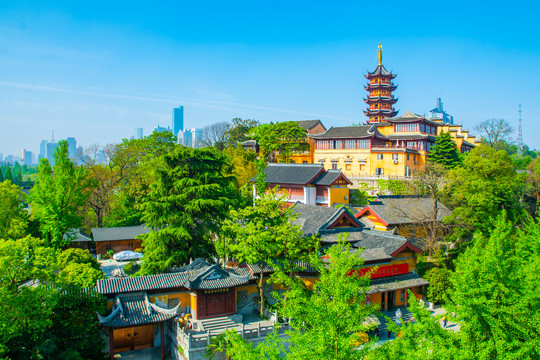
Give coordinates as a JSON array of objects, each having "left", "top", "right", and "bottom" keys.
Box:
[
  {"left": 138, "top": 146, "right": 236, "bottom": 274},
  {"left": 4, "top": 167, "right": 13, "bottom": 183},
  {"left": 429, "top": 131, "right": 462, "bottom": 169},
  {"left": 0, "top": 168, "right": 4, "bottom": 182}
]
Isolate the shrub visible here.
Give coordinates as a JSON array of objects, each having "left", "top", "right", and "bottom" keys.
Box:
[
  {"left": 423, "top": 267, "right": 453, "bottom": 304},
  {"left": 107, "top": 249, "right": 114, "bottom": 259},
  {"left": 134, "top": 248, "right": 143, "bottom": 253},
  {"left": 123, "top": 261, "right": 139, "bottom": 275}
]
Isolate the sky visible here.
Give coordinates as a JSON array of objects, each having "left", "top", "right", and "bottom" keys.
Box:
[{"left": 1, "top": 1, "right": 539, "bottom": 157}]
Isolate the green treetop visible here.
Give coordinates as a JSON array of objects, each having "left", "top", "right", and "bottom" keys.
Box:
[
  {"left": 224, "top": 189, "right": 318, "bottom": 316},
  {"left": 429, "top": 131, "right": 462, "bottom": 169},
  {"left": 444, "top": 145, "right": 525, "bottom": 239},
  {"left": 0, "top": 180, "right": 29, "bottom": 240},
  {"left": 30, "top": 140, "right": 90, "bottom": 248},
  {"left": 138, "top": 146, "right": 236, "bottom": 274},
  {"left": 253, "top": 122, "right": 309, "bottom": 163}
]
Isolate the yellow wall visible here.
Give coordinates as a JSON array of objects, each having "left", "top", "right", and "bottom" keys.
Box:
[{"left": 329, "top": 187, "right": 350, "bottom": 206}]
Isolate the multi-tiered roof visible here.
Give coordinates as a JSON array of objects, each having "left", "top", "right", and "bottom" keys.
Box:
[{"left": 364, "top": 43, "right": 398, "bottom": 123}]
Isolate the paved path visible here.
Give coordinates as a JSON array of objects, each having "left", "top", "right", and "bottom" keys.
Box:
[{"left": 114, "top": 347, "right": 171, "bottom": 360}]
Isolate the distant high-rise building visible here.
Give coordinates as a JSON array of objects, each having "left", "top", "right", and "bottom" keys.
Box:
[
  {"left": 154, "top": 125, "right": 171, "bottom": 134},
  {"left": 46, "top": 141, "right": 58, "bottom": 165},
  {"left": 135, "top": 127, "right": 143, "bottom": 139},
  {"left": 67, "top": 137, "right": 77, "bottom": 159},
  {"left": 39, "top": 140, "right": 47, "bottom": 160},
  {"left": 96, "top": 149, "right": 108, "bottom": 165},
  {"left": 179, "top": 129, "right": 192, "bottom": 147},
  {"left": 426, "top": 97, "right": 454, "bottom": 124},
  {"left": 22, "top": 149, "right": 33, "bottom": 166},
  {"left": 172, "top": 106, "right": 184, "bottom": 137},
  {"left": 192, "top": 128, "right": 202, "bottom": 148},
  {"left": 0, "top": 153, "right": 3, "bottom": 162}
]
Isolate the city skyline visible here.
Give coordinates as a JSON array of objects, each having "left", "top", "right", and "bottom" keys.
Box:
[{"left": 1, "top": 1, "right": 539, "bottom": 156}]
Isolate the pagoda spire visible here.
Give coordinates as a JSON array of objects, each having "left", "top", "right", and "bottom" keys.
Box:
[{"left": 363, "top": 43, "right": 398, "bottom": 123}]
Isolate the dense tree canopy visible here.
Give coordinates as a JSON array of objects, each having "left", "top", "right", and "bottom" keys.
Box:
[
  {"left": 444, "top": 145, "right": 525, "bottom": 239},
  {"left": 429, "top": 131, "right": 461, "bottom": 169},
  {"left": 0, "top": 180, "right": 29, "bottom": 240},
  {"left": 253, "top": 122, "right": 309, "bottom": 163},
  {"left": 30, "top": 141, "right": 90, "bottom": 248},
  {"left": 138, "top": 146, "right": 236, "bottom": 274}
]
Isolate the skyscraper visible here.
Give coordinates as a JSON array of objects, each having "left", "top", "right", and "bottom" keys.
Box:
[
  {"left": 135, "top": 127, "right": 143, "bottom": 139},
  {"left": 39, "top": 140, "right": 47, "bottom": 160},
  {"left": 67, "top": 137, "right": 77, "bottom": 159},
  {"left": 172, "top": 106, "right": 184, "bottom": 137},
  {"left": 192, "top": 128, "right": 202, "bottom": 148}
]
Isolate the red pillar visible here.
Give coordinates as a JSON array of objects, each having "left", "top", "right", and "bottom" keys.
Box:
[
  {"left": 160, "top": 322, "right": 165, "bottom": 360},
  {"left": 109, "top": 328, "right": 114, "bottom": 360},
  {"left": 384, "top": 292, "right": 388, "bottom": 311},
  {"left": 404, "top": 289, "right": 408, "bottom": 307}
]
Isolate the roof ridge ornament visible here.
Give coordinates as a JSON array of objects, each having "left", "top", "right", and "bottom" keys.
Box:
[{"left": 378, "top": 42, "right": 383, "bottom": 66}]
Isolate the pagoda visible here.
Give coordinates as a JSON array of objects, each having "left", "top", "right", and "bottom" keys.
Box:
[{"left": 364, "top": 43, "right": 398, "bottom": 123}]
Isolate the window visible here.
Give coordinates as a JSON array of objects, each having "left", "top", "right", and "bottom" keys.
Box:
[
  {"left": 376, "top": 168, "right": 384, "bottom": 175},
  {"left": 303, "top": 161, "right": 308, "bottom": 164},
  {"left": 400, "top": 289, "right": 405, "bottom": 302},
  {"left": 395, "top": 123, "right": 420, "bottom": 132},
  {"left": 357, "top": 139, "right": 370, "bottom": 149},
  {"left": 392, "top": 154, "right": 399, "bottom": 161},
  {"left": 407, "top": 154, "right": 410, "bottom": 161},
  {"left": 377, "top": 154, "right": 384, "bottom": 160},
  {"left": 332, "top": 163, "right": 337, "bottom": 170}
]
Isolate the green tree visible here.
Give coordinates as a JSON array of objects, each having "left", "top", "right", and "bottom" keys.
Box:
[
  {"left": 4, "top": 166, "right": 13, "bottom": 183},
  {"left": 253, "top": 122, "right": 309, "bottom": 163},
  {"left": 105, "top": 132, "right": 177, "bottom": 228},
  {"left": 0, "top": 180, "right": 29, "bottom": 240},
  {"left": 138, "top": 146, "right": 236, "bottom": 274},
  {"left": 444, "top": 145, "right": 525, "bottom": 239},
  {"left": 447, "top": 214, "right": 540, "bottom": 359},
  {"left": 365, "top": 292, "right": 462, "bottom": 360},
  {"left": 58, "top": 262, "right": 104, "bottom": 287},
  {"left": 423, "top": 267, "right": 452, "bottom": 304},
  {"left": 224, "top": 189, "right": 317, "bottom": 316},
  {"left": 222, "top": 145, "right": 258, "bottom": 189},
  {"left": 429, "top": 131, "right": 462, "bottom": 169},
  {"left": 224, "top": 239, "right": 378, "bottom": 360},
  {"left": 224, "top": 118, "right": 260, "bottom": 146},
  {"left": 30, "top": 141, "right": 91, "bottom": 248}
]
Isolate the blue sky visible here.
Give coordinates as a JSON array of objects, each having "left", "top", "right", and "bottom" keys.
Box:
[{"left": 1, "top": 1, "right": 539, "bottom": 156}]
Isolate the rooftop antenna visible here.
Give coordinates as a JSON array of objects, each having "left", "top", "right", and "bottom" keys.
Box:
[{"left": 517, "top": 103, "right": 523, "bottom": 156}]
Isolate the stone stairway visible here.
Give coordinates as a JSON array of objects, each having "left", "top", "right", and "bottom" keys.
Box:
[
  {"left": 199, "top": 316, "right": 240, "bottom": 335},
  {"left": 377, "top": 307, "right": 414, "bottom": 339}
]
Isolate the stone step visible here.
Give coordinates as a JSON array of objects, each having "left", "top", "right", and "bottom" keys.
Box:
[{"left": 200, "top": 316, "right": 239, "bottom": 333}]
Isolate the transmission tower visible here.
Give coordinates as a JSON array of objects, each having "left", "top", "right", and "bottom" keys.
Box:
[{"left": 518, "top": 103, "right": 523, "bottom": 156}]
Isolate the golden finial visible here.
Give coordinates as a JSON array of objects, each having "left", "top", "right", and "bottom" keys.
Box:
[{"left": 378, "top": 42, "right": 383, "bottom": 66}]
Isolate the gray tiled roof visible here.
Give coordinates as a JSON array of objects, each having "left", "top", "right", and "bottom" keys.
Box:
[
  {"left": 256, "top": 163, "right": 324, "bottom": 185},
  {"left": 96, "top": 259, "right": 250, "bottom": 295},
  {"left": 367, "top": 64, "right": 394, "bottom": 77},
  {"left": 98, "top": 292, "right": 178, "bottom": 328},
  {"left": 312, "top": 170, "right": 345, "bottom": 186},
  {"left": 91, "top": 225, "right": 150, "bottom": 242},
  {"left": 65, "top": 229, "right": 92, "bottom": 242},
  {"left": 309, "top": 125, "right": 385, "bottom": 140},
  {"left": 367, "top": 272, "right": 429, "bottom": 294},
  {"left": 291, "top": 203, "right": 364, "bottom": 237},
  {"left": 294, "top": 120, "right": 325, "bottom": 132},
  {"left": 186, "top": 264, "right": 249, "bottom": 290},
  {"left": 362, "top": 196, "right": 451, "bottom": 225},
  {"left": 319, "top": 229, "right": 409, "bottom": 256},
  {"left": 96, "top": 272, "right": 189, "bottom": 295}
]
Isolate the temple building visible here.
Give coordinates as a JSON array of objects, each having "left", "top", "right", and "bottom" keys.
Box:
[
  {"left": 251, "top": 163, "right": 351, "bottom": 206},
  {"left": 364, "top": 43, "right": 398, "bottom": 123}
]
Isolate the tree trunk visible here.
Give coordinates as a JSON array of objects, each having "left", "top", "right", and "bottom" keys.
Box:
[{"left": 259, "top": 261, "right": 265, "bottom": 317}]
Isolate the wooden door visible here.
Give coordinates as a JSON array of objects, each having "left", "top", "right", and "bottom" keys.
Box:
[
  {"left": 206, "top": 293, "right": 228, "bottom": 316},
  {"left": 113, "top": 325, "right": 154, "bottom": 353}
]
